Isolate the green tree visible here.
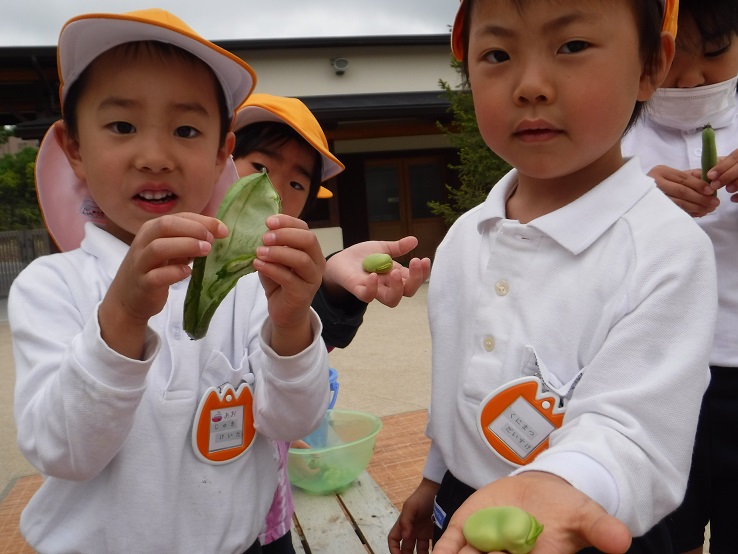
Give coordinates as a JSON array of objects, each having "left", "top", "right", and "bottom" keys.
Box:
[
  {"left": 0, "top": 126, "right": 12, "bottom": 146},
  {"left": 0, "top": 146, "right": 42, "bottom": 230},
  {"left": 430, "top": 59, "right": 511, "bottom": 225}
]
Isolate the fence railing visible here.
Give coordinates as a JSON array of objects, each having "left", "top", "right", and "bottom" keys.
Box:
[{"left": 0, "top": 229, "right": 52, "bottom": 298}]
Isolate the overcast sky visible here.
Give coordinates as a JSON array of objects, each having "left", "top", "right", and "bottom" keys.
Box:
[{"left": 0, "top": 1, "right": 457, "bottom": 47}]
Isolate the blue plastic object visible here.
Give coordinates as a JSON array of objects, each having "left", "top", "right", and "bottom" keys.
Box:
[
  {"left": 328, "top": 367, "right": 339, "bottom": 409},
  {"left": 303, "top": 368, "right": 340, "bottom": 446}
]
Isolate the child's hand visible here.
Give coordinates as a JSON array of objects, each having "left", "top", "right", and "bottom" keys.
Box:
[
  {"left": 431, "top": 472, "right": 632, "bottom": 554},
  {"left": 100, "top": 213, "right": 227, "bottom": 359},
  {"left": 388, "top": 477, "right": 438, "bottom": 554},
  {"left": 705, "top": 148, "right": 738, "bottom": 202},
  {"left": 254, "top": 214, "right": 326, "bottom": 355},
  {"left": 323, "top": 236, "right": 432, "bottom": 308},
  {"left": 648, "top": 165, "right": 720, "bottom": 217}
]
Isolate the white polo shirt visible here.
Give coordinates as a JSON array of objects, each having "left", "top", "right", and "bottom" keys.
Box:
[
  {"left": 423, "top": 159, "right": 716, "bottom": 535},
  {"left": 623, "top": 97, "right": 738, "bottom": 367}
]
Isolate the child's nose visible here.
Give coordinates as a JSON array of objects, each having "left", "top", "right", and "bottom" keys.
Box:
[
  {"left": 514, "top": 64, "right": 555, "bottom": 105},
  {"left": 674, "top": 70, "right": 705, "bottom": 89},
  {"left": 669, "top": 56, "right": 705, "bottom": 88},
  {"left": 135, "top": 133, "right": 174, "bottom": 172}
]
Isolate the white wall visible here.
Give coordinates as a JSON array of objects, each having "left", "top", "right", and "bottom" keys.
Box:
[{"left": 237, "top": 44, "right": 462, "bottom": 97}]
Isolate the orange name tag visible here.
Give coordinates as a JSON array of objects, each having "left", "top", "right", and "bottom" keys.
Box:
[
  {"left": 192, "top": 382, "right": 256, "bottom": 464},
  {"left": 477, "top": 376, "right": 565, "bottom": 466}
]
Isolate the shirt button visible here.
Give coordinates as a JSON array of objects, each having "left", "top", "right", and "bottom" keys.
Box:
[
  {"left": 483, "top": 336, "right": 496, "bottom": 352},
  {"left": 495, "top": 280, "right": 509, "bottom": 296}
]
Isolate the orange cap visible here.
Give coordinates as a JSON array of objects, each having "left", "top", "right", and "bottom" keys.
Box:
[
  {"left": 451, "top": 0, "right": 679, "bottom": 61},
  {"left": 234, "top": 94, "right": 345, "bottom": 199}
]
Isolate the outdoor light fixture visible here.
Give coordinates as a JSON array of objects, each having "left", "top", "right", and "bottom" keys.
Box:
[{"left": 331, "top": 57, "right": 349, "bottom": 75}]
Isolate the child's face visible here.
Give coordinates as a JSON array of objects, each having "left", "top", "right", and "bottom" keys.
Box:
[
  {"left": 661, "top": 16, "right": 738, "bottom": 88},
  {"left": 466, "top": 0, "right": 658, "bottom": 187},
  {"left": 59, "top": 47, "right": 233, "bottom": 245},
  {"left": 233, "top": 139, "right": 314, "bottom": 218}
]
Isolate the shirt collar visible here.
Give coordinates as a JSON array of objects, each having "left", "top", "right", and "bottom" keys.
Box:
[
  {"left": 80, "top": 222, "right": 130, "bottom": 281},
  {"left": 477, "top": 157, "right": 654, "bottom": 254}
]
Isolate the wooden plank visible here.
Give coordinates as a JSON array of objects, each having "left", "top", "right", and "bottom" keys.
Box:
[
  {"left": 290, "top": 517, "right": 307, "bottom": 554},
  {"left": 338, "top": 472, "right": 399, "bottom": 554},
  {"left": 291, "top": 485, "right": 366, "bottom": 553}
]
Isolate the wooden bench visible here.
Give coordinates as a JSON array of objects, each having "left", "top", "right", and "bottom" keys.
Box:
[{"left": 291, "top": 471, "right": 399, "bottom": 553}]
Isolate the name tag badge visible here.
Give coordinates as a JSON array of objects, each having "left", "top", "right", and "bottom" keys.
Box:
[
  {"left": 192, "top": 381, "right": 256, "bottom": 465},
  {"left": 477, "top": 376, "right": 565, "bottom": 467}
]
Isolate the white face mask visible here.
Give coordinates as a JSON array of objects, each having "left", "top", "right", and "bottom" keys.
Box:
[{"left": 648, "top": 75, "right": 738, "bottom": 131}]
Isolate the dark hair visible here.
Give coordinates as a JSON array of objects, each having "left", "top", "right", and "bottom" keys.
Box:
[
  {"left": 62, "top": 41, "right": 230, "bottom": 145},
  {"left": 678, "top": 0, "right": 738, "bottom": 47},
  {"left": 232, "top": 121, "right": 323, "bottom": 217},
  {"left": 457, "top": 0, "right": 666, "bottom": 134}
]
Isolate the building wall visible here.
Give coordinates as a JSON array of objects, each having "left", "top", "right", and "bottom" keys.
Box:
[
  {"left": 0, "top": 136, "right": 38, "bottom": 156},
  {"left": 237, "top": 44, "right": 461, "bottom": 96}
]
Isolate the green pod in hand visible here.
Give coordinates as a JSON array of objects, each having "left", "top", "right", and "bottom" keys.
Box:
[
  {"left": 463, "top": 506, "right": 543, "bottom": 554},
  {"left": 702, "top": 124, "right": 718, "bottom": 185},
  {"left": 362, "top": 253, "right": 393, "bottom": 274},
  {"left": 183, "top": 171, "right": 281, "bottom": 340}
]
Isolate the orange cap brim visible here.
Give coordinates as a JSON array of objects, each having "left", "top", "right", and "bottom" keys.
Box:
[{"left": 317, "top": 186, "right": 333, "bottom": 199}]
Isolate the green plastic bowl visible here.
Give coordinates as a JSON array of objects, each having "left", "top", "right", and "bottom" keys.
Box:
[{"left": 288, "top": 409, "right": 382, "bottom": 495}]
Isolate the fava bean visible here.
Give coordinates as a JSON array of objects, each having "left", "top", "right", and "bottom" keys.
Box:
[
  {"left": 701, "top": 124, "right": 717, "bottom": 183},
  {"left": 462, "top": 506, "right": 543, "bottom": 554},
  {"left": 702, "top": 124, "right": 719, "bottom": 196},
  {"left": 362, "top": 253, "right": 393, "bottom": 274}
]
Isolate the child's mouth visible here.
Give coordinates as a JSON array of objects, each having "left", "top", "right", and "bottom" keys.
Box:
[
  {"left": 136, "top": 191, "right": 176, "bottom": 204},
  {"left": 514, "top": 128, "right": 563, "bottom": 142}
]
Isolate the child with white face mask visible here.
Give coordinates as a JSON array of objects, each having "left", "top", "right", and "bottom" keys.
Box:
[{"left": 622, "top": 1, "right": 738, "bottom": 552}]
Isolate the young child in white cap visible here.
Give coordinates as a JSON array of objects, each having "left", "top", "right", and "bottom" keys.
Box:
[
  {"left": 10, "top": 10, "right": 329, "bottom": 554},
  {"left": 391, "top": 0, "right": 718, "bottom": 553},
  {"left": 231, "top": 93, "right": 431, "bottom": 553}
]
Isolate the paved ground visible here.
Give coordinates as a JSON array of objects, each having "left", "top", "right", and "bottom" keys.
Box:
[{"left": 0, "top": 286, "right": 433, "bottom": 550}]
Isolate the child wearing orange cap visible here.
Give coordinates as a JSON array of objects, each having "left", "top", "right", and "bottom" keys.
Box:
[
  {"left": 231, "top": 93, "right": 431, "bottom": 553},
  {"left": 233, "top": 93, "right": 431, "bottom": 348},
  {"left": 10, "top": 10, "right": 329, "bottom": 554},
  {"left": 390, "top": 0, "right": 717, "bottom": 553}
]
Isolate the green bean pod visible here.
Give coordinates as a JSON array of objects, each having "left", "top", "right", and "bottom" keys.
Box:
[
  {"left": 362, "top": 253, "right": 393, "bottom": 274},
  {"left": 462, "top": 506, "right": 543, "bottom": 554},
  {"left": 183, "top": 172, "right": 281, "bottom": 339},
  {"left": 701, "top": 124, "right": 717, "bottom": 184}
]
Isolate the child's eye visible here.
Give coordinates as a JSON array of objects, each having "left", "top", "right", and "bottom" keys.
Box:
[
  {"left": 290, "top": 181, "right": 306, "bottom": 192},
  {"left": 109, "top": 121, "right": 135, "bottom": 134},
  {"left": 705, "top": 44, "right": 730, "bottom": 58},
  {"left": 174, "top": 126, "right": 199, "bottom": 138},
  {"left": 559, "top": 40, "right": 589, "bottom": 54},
  {"left": 252, "top": 162, "right": 268, "bottom": 174},
  {"left": 483, "top": 49, "right": 510, "bottom": 64}
]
